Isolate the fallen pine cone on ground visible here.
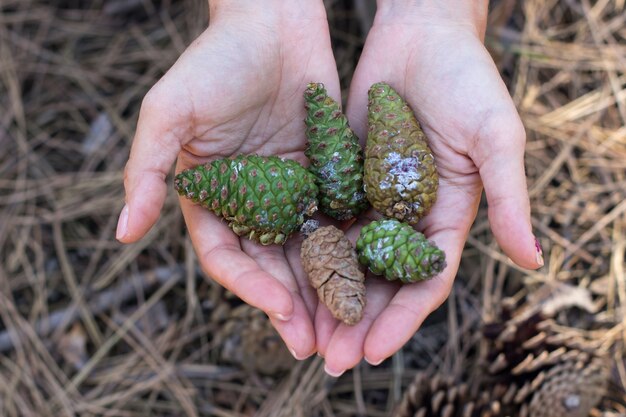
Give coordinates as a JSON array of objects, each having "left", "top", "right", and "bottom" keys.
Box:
[
  {"left": 394, "top": 370, "right": 496, "bottom": 417},
  {"left": 212, "top": 301, "right": 295, "bottom": 375},
  {"left": 395, "top": 292, "right": 614, "bottom": 417},
  {"left": 480, "top": 298, "right": 611, "bottom": 417},
  {"left": 300, "top": 223, "right": 366, "bottom": 325}
]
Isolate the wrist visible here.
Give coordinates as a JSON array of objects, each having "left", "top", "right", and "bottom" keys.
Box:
[
  {"left": 209, "top": 0, "right": 327, "bottom": 23},
  {"left": 374, "top": 0, "right": 488, "bottom": 35}
]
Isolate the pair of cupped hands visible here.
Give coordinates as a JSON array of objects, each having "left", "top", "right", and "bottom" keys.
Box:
[{"left": 116, "top": 1, "right": 542, "bottom": 376}]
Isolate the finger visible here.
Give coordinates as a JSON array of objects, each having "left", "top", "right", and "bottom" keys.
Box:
[
  {"left": 322, "top": 278, "right": 398, "bottom": 376},
  {"left": 181, "top": 199, "right": 294, "bottom": 321},
  {"left": 344, "top": 35, "right": 399, "bottom": 143},
  {"left": 117, "top": 90, "right": 187, "bottom": 243},
  {"left": 319, "top": 219, "right": 396, "bottom": 374},
  {"left": 284, "top": 234, "right": 320, "bottom": 318},
  {"left": 361, "top": 176, "right": 480, "bottom": 364},
  {"left": 314, "top": 216, "right": 371, "bottom": 357},
  {"left": 269, "top": 302, "right": 315, "bottom": 361},
  {"left": 472, "top": 114, "right": 542, "bottom": 269},
  {"left": 241, "top": 239, "right": 315, "bottom": 359},
  {"left": 313, "top": 301, "right": 339, "bottom": 357}
]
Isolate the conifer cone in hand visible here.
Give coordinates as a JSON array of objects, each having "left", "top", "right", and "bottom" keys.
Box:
[
  {"left": 175, "top": 155, "right": 318, "bottom": 245},
  {"left": 364, "top": 82, "right": 438, "bottom": 224},
  {"left": 356, "top": 219, "right": 446, "bottom": 283},
  {"left": 304, "top": 82, "right": 368, "bottom": 220},
  {"left": 301, "top": 224, "right": 366, "bottom": 325}
]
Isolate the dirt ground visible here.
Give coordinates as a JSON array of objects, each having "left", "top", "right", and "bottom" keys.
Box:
[{"left": 0, "top": 0, "right": 625, "bottom": 416}]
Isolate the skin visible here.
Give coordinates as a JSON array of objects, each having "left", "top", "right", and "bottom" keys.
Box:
[
  {"left": 117, "top": 0, "right": 542, "bottom": 375},
  {"left": 318, "top": 1, "right": 542, "bottom": 376}
]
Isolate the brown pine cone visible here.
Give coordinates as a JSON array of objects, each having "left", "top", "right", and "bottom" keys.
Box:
[
  {"left": 301, "top": 225, "right": 366, "bottom": 325},
  {"left": 214, "top": 302, "right": 295, "bottom": 375},
  {"left": 481, "top": 298, "right": 611, "bottom": 417},
  {"left": 395, "top": 294, "right": 613, "bottom": 417},
  {"left": 394, "top": 370, "right": 497, "bottom": 417},
  {"left": 528, "top": 356, "right": 610, "bottom": 417},
  {"left": 592, "top": 409, "right": 626, "bottom": 417}
]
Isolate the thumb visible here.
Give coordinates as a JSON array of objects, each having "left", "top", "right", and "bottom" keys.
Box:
[
  {"left": 117, "top": 90, "right": 185, "bottom": 243},
  {"left": 474, "top": 114, "right": 543, "bottom": 270}
]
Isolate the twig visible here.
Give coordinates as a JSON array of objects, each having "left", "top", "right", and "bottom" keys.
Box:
[{"left": 0, "top": 265, "right": 184, "bottom": 352}]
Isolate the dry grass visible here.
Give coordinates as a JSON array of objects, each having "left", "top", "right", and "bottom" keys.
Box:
[{"left": 0, "top": 0, "right": 624, "bottom": 416}]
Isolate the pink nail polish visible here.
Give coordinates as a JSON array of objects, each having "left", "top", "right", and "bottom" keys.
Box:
[
  {"left": 534, "top": 237, "right": 544, "bottom": 267},
  {"left": 116, "top": 204, "right": 129, "bottom": 240}
]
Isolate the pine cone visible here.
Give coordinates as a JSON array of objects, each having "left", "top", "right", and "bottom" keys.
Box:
[
  {"left": 592, "top": 410, "right": 626, "bottom": 417},
  {"left": 174, "top": 155, "right": 318, "bottom": 245},
  {"left": 481, "top": 298, "right": 611, "bottom": 417},
  {"left": 213, "top": 302, "right": 295, "bottom": 375},
  {"left": 528, "top": 356, "right": 610, "bottom": 417},
  {"left": 364, "top": 82, "right": 438, "bottom": 224},
  {"left": 356, "top": 219, "right": 446, "bottom": 283},
  {"left": 394, "top": 370, "right": 496, "bottom": 417},
  {"left": 592, "top": 353, "right": 626, "bottom": 416},
  {"left": 301, "top": 225, "right": 366, "bottom": 325},
  {"left": 303, "top": 82, "right": 368, "bottom": 220},
  {"left": 395, "top": 295, "right": 613, "bottom": 417}
]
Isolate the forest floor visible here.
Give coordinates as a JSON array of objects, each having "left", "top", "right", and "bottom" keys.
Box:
[{"left": 0, "top": 0, "right": 624, "bottom": 416}]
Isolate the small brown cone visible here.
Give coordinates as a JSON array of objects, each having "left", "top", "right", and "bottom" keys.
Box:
[{"left": 301, "top": 225, "right": 366, "bottom": 325}]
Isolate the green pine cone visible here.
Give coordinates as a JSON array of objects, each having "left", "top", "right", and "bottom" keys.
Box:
[
  {"left": 174, "top": 155, "right": 318, "bottom": 245},
  {"left": 364, "top": 82, "right": 438, "bottom": 224},
  {"left": 356, "top": 219, "right": 446, "bottom": 283},
  {"left": 304, "top": 82, "right": 368, "bottom": 220}
]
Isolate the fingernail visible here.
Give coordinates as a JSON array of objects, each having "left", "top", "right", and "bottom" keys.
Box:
[
  {"left": 365, "top": 357, "right": 384, "bottom": 366},
  {"left": 534, "top": 237, "right": 544, "bottom": 267},
  {"left": 289, "top": 347, "right": 301, "bottom": 360},
  {"left": 290, "top": 347, "right": 314, "bottom": 361},
  {"left": 116, "top": 204, "right": 129, "bottom": 240},
  {"left": 270, "top": 311, "right": 291, "bottom": 322},
  {"left": 324, "top": 364, "right": 345, "bottom": 378}
]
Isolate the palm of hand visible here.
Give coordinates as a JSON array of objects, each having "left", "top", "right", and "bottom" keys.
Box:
[
  {"left": 170, "top": 20, "right": 339, "bottom": 164},
  {"left": 124, "top": 13, "right": 341, "bottom": 358},
  {"left": 122, "top": 12, "right": 538, "bottom": 371},
  {"left": 180, "top": 19, "right": 344, "bottom": 358},
  {"left": 318, "top": 23, "right": 536, "bottom": 373}
]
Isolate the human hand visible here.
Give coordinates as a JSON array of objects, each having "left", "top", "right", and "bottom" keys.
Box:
[
  {"left": 318, "top": 1, "right": 544, "bottom": 375},
  {"left": 116, "top": 0, "right": 341, "bottom": 360}
]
